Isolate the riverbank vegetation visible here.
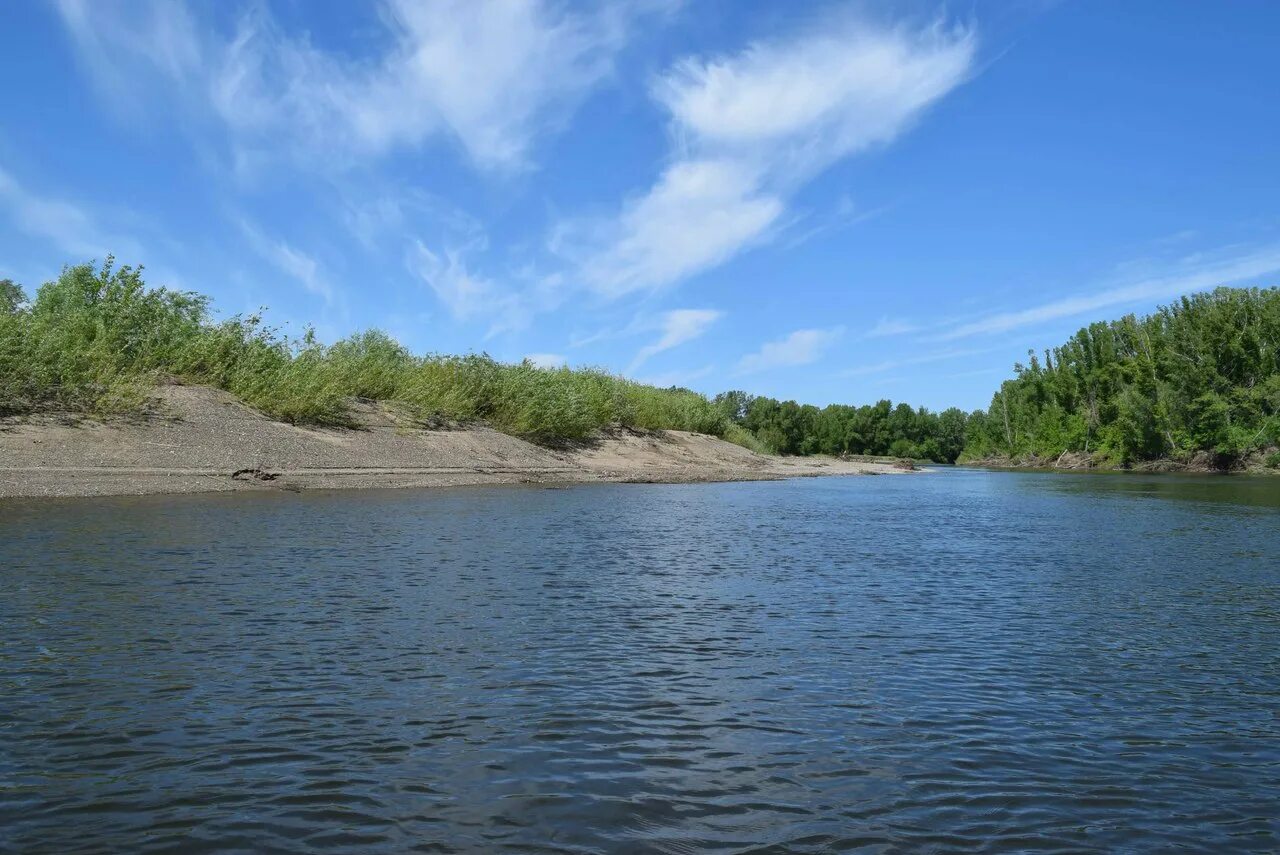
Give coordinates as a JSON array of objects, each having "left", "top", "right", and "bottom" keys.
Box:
[
  {"left": 713, "top": 391, "right": 971, "bottom": 462},
  {"left": 0, "top": 260, "right": 969, "bottom": 460},
  {"left": 6, "top": 260, "right": 1274, "bottom": 468},
  {"left": 0, "top": 260, "right": 727, "bottom": 442},
  {"left": 961, "top": 287, "right": 1280, "bottom": 468}
]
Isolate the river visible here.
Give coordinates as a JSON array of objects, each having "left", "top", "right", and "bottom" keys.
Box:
[{"left": 2, "top": 469, "right": 1278, "bottom": 852}]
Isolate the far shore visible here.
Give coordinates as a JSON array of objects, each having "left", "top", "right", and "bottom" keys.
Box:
[
  {"left": 961, "top": 451, "right": 1277, "bottom": 475},
  {"left": 0, "top": 385, "right": 920, "bottom": 500}
]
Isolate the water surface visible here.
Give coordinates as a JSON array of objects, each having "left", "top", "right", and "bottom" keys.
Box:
[{"left": 2, "top": 470, "right": 1278, "bottom": 852}]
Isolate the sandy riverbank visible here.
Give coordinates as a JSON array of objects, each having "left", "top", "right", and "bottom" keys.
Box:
[{"left": 0, "top": 385, "right": 918, "bottom": 498}]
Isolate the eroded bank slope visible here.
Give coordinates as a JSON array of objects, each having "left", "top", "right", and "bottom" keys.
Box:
[
  {"left": 963, "top": 450, "right": 1278, "bottom": 475},
  {"left": 0, "top": 385, "right": 915, "bottom": 498}
]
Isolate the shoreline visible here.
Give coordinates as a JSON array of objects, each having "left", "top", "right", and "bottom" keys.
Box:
[
  {"left": 961, "top": 452, "right": 1277, "bottom": 476},
  {"left": 0, "top": 385, "right": 919, "bottom": 500},
  {"left": 0, "top": 463, "right": 898, "bottom": 500}
]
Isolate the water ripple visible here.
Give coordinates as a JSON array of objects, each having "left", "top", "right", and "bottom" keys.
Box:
[{"left": 2, "top": 471, "right": 1279, "bottom": 852}]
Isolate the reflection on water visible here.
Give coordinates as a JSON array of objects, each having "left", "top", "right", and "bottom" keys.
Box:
[
  {"left": 1000, "top": 467, "right": 1280, "bottom": 509},
  {"left": 2, "top": 470, "right": 1278, "bottom": 853}
]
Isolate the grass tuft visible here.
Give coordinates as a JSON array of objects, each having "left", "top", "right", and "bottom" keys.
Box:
[{"left": 0, "top": 260, "right": 733, "bottom": 443}]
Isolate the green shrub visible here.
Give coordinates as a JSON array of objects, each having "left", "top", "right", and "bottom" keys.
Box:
[
  {"left": 724, "top": 422, "right": 771, "bottom": 454},
  {"left": 888, "top": 438, "right": 918, "bottom": 459},
  {"left": 327, "top": 330, "right": 413, "bottom": 400},
  {"left": 0, "top": 259, "right": 741, "bottom": 445}
]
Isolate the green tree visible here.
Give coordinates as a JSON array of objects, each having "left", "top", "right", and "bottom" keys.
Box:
[
  {"left": 936, "top": 407, "right": 968, "bottom": 462},
  {"left": 713, "top": 390, "right": 753, "bottom": 423},
  {"left": 0, "top": 278, "right": 24, "bottom": 313},
  {"left": 961, "top": 286, "right": 1280, "bottom": 466}
]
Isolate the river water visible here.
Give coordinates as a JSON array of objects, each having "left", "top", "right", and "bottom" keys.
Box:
[{"left": 2, "top": 469, "right": 1278, "bottom": 853}]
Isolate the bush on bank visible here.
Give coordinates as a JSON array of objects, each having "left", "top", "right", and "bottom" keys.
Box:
[{"left": 0, "top": 260, "right": 731, "bottom": 443}]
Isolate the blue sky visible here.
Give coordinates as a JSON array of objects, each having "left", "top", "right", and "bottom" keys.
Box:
[{"left": 2, "top": 1, "right": 1278, "bottom": 412}]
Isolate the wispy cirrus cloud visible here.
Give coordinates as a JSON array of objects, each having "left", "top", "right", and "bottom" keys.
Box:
[
  {"left": 559, "top": 13, "right": 976, "bottom": 296},
  {"left": 407, "top": 239, "right": 569, "bottom": 338},
  {"left": 736, "top": 326, "right": 844, "bottom": 375},
  {"left": 0, "top": 166, "right": 145, "bottom": 261},
  {"left": 213, "top": 0, "right": 654, "bottom": 172},
  {"left": 628, "top": 308, "right": 724, "bottom": 372},
  {"left": 54, "top": 0, "right": 202, "bottom": 115},
  {"left": 849, "top": 242, "right": 1280, "bottom": 347},
  {"left": 52, "top": 0, "right": 679, "bottom": 334},
  {"left": 56, "top": 0, "right": 666, "bottom": 172},
  {"left": 409, "top": 240, "right": 518, "bottom": 333},
  {"left": 933, "top": 243, "right": 1280, "bottom": 341},
  {"left": 839, "top": 346, "right": 996, "bottom": 377},
  {"left": 864, "top": 316, "right": 921, "bottom": 338},
  {"left": 238, "top": 220, "right": 334, "bottom": 305}
]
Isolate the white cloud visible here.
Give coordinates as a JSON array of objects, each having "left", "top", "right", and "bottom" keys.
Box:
[
  {"left": 654, "top": 16, "right": 975, "bottom": 179},
  {"left": 0, "top": 167, "right": 143, "bottom": 261},
  {"left": 778, "top": 195, "right": 887, "bottom": 251},
  {"left": 736, "top": 326, "right": 844, "bottom": 374},
  {"left": 411, "top": 241, "right": 504, "bottom": 319},
  {"left": 563, "top": 14, "right": 975, "bottom": 295},
  {"left": 48, "top": 0, "right": 674, "bottom": 336},
  {"left": 57, "top": 0, "right": 660, "bottom": 172},
  {"left": 409, "top": 240, "right": 541, "bottom": 337},
  {"left": 569, "top": 323, "right": 627, "bottom": 349},
  {"left": 340, "top": 186, "right": 484, "bottom": 254},
  {"left": 267, "top": 244, "right": 330, "bottom": 305},
  {"left": 934, "top": 244, "right": 1280, "bottom": 341},
  {"left": 628, "top": 307, "right": 724, "bottom": 371},
  {"left": 839, "top": 346, "right": 995, "bottom": 377},
  {"left": 570, "top": 159, "right": 784, "bottom": 296},
  {"left": 239, "top": 222, "right": 334, "bottom": 305},
  {"left": 54, "top": 0, "right": 202, "bottom": 114},
  {"left": 524, "top": 352, "right": 567, "bottom": 369},
  {"left": 865, "top": 316, "right": 921, "bottom": 338}
]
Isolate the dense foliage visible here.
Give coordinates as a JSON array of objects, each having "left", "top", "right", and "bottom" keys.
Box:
[
  {"left": 14, "top": 259, "right": 1268, "bottom": 468},
  {"left": 0, "top": 260, "right": 975, "bottom": 459},
  {"left": 0, "top": 261, "right": 728, "bottom": 442},
  {"left": 714, "top": 391, "right": 971, "bottom": 463},
  {"left": 962, "top": 287, "right": 1280, "bottom": 466}
]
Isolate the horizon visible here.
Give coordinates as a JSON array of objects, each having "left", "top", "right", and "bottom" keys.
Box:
[{"left": 2, "top": 1, "right": 1278, "bottom": 413}]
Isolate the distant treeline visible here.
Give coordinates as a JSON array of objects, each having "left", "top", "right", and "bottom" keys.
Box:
[
  {"left": 714, "top": 287, "right": 1280, "bottom": 468},
  {"left": 713, "top": 391, "right": 971, "bottom": 462},
  {"left": 6, "top": 260, "right": 1275, "bottom": 468},
  {"left": 961, "top": 287, "right": 1280, "bottom": 467}
]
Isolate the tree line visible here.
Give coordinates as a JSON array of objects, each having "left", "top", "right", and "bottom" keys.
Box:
[
  {"left": 708, "top": 287, "right": 1280, "bottom": 468},
  {"left": 712, "top": 391, "right": 972, "bottom": 462},
  {"left": 5, "top": 259, "right": 1275, "bottom": 468},
  {"left": 961, "top": 287, "right": 1280, "bottom": 466}
]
